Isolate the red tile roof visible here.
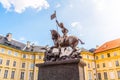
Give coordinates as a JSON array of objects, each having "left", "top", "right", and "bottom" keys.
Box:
[{"left": 95, "top": 38, "right": 120, "bottom": 53}]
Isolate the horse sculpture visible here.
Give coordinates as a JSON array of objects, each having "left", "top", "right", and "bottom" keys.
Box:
[{"left": 50, "top": 29, "right": 84, "bottom": 57}]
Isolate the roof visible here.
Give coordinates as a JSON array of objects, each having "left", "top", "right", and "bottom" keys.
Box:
[
  {"left": 0, "top": 34, "right": 44, "bottom": 52},
  {"left": 0, "top": 35, "right": 25, "bottom": 50},
  {"left": 80, "top": 47, "right": 88, "bottom": 52},
  {"left": 95, "top": 38, "right": 120, "bottom": 53},
  {"left": 24, "top": 46, "right": 45, "bottom": 52},
  {"left": 89, "top": 48, "right": 96, "bottom": 53}
]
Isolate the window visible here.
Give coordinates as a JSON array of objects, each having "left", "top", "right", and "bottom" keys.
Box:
[
  {"left": 97, "top": 64, "right": 99, "bottom": 68},
  {"left": 96, "top": 56, "right": 98, "bottom": 60},
  {"left": 30, "top": 63, "right": 34, "bottom": 69},
  {"left": 11, "top": 71, "right": 15, "bottom": 79},
  {"left": 107, "top": 53, "right": 110, "bottom": 57},
  {"left": 88, "top": 71, "right": 92, "bottom": 80},
  {"left": 104, "top": 72, "right": 108, "bottom": 79},
  {"left": 22, "top": 63, "right": 25, "bottom": 68},
  {"left": 92, "top": 62, "right": 95, "bottom": 68},
  {"left": 39, "top": 56, "right": 41, "bottom": 59},
  {"left": 0, "top": 58, "right": 2, "bottom": 64},
  {"left": 20, "top": 72, "right": 24, "bottom": 80},
  {"left": 103, "top": 63, "right": 105, "bottom": 67},
  {"left": 6, "top": 60, "right": 10, "bottom": 66},
  {"left": 1, "top": 48, "right": 5, "bottom": 53},
  {"left": 114, "top": 52, "right": 117, "bottom": 56},
  {"left": 98, "top": 73, "right": 101, "bottom": 80},
  {"left": 117, "top": 71, "right": 120, "bottom": 79},
  {"left": 8, "top": 50, "right": 11, "bottom": 55},
  {"left": 88, "top": 63, "right": 90, "bottom": 68},
  {"left": 109, "top": 71, "right": 115, "bottom": 79},
  {"left": 31, "top": 55, "right": 34, "bottom": 59},
  {"left": 29, "top": 72, "right": 33, "bottom": 80},
  {"left": 13, "top": 61, "right": 16, "bottom": 67},
  {"left": 22, "top": 54, "right": 26, "bottom": 58},
  {"left": 4, "top": 70, "right": 8, "bottom": 78},
  {"left": 0, "top": 69, "right": 1, "bottom": 75},
  {"left": 101, "top": 55, "right": 104, "bottom": 59},
  {"left": 115, "top": 60, "right": 119, "bottom": 66},
  {"left": 87, "top": 55, "right": 89, "bottom": 59},
  {"left": 14, "top": 52, "right": 18, "bottom": 56},
  {"left": 108, "top": 62, "right": 112, "bottom": 67}
]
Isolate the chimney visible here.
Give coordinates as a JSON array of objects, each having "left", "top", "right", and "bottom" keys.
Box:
[
  {"left": 96, "top": 45, "right": 99, "bottom": 49},
  {"left": 26, "top": 41, "right": 31, "bottom": 48},
  {"left": 6, "top": 33, "right": 12, "bottom": 41}
]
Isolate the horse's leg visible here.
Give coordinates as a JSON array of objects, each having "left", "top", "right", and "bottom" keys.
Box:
[
  {"left": 64, "top": 47, "right": 67, "bottom": 51},
  {"left": 48, "top": 46, "right": 56, "bottom": 53},
  {"left": 57, "top": 48, "right": 61, "bottom": 61},
  {"left": 69, "top": 40, "right": 78, "bottom": 57},
  {"left": 58, "top": 44, "right": 61, "bottom": 57},
  {"left": 69, "top": 47, "right": 77, "bottom": 56}
]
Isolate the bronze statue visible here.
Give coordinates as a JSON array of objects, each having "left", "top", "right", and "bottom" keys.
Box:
[
  {"left": 40, "top": 46, "right": 60, "bottom": 62},
  {"left": 56, "top": 20, "right": 68, "bottom": 41},
  {"left": 50, "top": 29, "right": 84, "bottom": 56},
  {"left": 41, "top": 11, "right": 84, "bottom": 62}
]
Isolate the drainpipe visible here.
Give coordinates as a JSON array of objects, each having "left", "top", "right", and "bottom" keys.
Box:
[
  {"left": 94, "top": 53, "right": 98, "bottom": 80},
  {"left": 33, "top": 53, "right": 36, "bottom": 80},
  {"left": 31, "top": 44, "right": 35, "bottom": 80}
]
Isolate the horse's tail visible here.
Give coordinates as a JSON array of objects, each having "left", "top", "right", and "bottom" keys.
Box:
[{"left": 78, "top": 39, "right": 85, "bottom": 44}]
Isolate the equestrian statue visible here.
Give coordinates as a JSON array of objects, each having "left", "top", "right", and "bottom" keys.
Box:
[{"left": 42, "top": 11, "right": 84, "bottom": 62}]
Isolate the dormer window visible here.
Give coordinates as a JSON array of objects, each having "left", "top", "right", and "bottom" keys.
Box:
[{"left": 6, "top": 33, "right": 12, "bottom": 42}]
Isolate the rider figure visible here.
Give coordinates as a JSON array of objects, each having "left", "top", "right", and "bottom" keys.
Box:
[{"left": 56, "top": 20, "right": 68, "bottom": 42}]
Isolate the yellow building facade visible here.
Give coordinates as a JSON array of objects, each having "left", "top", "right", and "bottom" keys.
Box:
[
  {"left": 81, "top": 49, "right": 96, "bottom": 80},
  {"left": 81, "top": 38, "right": 120, "bottom": 80},
  {"left": 0, "top": 44, "right": 44, "bottom": 80},
  {"left": 94, "top": 38, "right": 120, "bottom": 80},
  {"left": 95, "top": 48, "right": 120, "bottom": 80},
  {"left": 0, "top": 33, "right": 44, "bottom": 80}
]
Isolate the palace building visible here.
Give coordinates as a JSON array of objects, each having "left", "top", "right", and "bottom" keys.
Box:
[
  {"left": 82, "top": 38, "right": 120, "bottom": 80},
  {"left": 0, "top": 33, "right": 120, "bottom": 80},
  {"left": 81, "top": 48, "right": 96, "bottom": 80},
  {"left": 94, "top": 38, "right": 120, "bottom": 80},
  {"left": 0, "top": 33, "right": 44, "bottom": 80}
]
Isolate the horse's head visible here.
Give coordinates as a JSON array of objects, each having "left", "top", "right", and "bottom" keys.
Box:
[{"left": 50, "top": 30, "right": 60, "bottom": 40}]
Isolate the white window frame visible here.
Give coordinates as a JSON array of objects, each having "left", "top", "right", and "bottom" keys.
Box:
[{"left": 8, "top": 50, "right": 12, "bottom": 55}]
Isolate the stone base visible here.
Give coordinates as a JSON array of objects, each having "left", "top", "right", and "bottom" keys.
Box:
[{"left": 36, "top": 59, "right": 86, "bottom": 80}]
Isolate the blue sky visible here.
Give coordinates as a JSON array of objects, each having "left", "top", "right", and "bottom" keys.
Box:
[{"left": 0, "top": 0, "right": 120, "bottom": 49}]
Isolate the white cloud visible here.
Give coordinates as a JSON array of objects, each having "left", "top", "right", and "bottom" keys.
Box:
[
  {"left": 55, "top": 3, "right": 61, "bottom": 8},
  {"left": 93, "top": 0, "right": 105, "bottom": 12},
  {"left": 50, "top": 0, "right": 120, "bottom": 49},
  {"left": 0, "top": 0, "right": 11, "bottom": 11},
  {"left": 70, "top": 22, "right": 83, "bottom": 36},
  {"left": 82, "top": 0, "right": 120, "bottom": 48},
  {"left": 71, "top": 22, "right": 82, "bottom": 31},
  {"left": 69, "top": 4, "right": 73, "bottom": 8},
  {"left": 0, "top": 0, "right": 49, "bottom": 13},
  {"left": 19, "top": 37, "right": 26, "bottom": 41},
  {"left": 71, "top": 22, "right": 81, "bottom": 27}
]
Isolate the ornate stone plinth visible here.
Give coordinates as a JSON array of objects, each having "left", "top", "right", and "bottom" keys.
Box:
[{"left": 36, "top": 59, "right": 86, "bottom": 80}]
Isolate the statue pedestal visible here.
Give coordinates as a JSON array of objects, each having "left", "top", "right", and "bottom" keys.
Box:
[{"left": 36, "top": 59, "right": 86, "bottom": 80}]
